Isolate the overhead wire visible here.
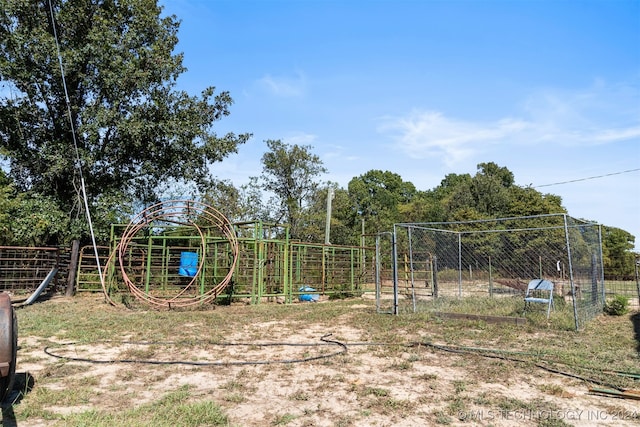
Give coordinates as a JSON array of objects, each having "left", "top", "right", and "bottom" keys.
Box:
[
  {"left": 533, "top": 168, "right": 640, "bottom": 188},
  {"left": 48, "top": 0, "right": 105, "bottom": 290},
  {"left": 47, "top": 7, "right": 242, "bottom": 309}
]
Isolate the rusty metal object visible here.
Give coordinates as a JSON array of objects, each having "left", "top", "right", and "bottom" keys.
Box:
[
  {"left": 0, "top": 292, "right": 17, "bottom": 401},
  {"left": 589, "top": 387, "right": 640, "bottom": 400}
]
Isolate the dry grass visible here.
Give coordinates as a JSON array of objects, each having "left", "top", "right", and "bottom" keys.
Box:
[{"left": 4, "top": 294, "right": 640, "bottom": 426}]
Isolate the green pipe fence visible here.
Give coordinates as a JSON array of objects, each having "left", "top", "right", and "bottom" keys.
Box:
[{"left": 77, "top": 221, "right": 375, "bottom": 305}]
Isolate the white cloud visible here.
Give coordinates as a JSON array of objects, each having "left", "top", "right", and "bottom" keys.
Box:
[
  {"left": 257, "top": 70, "right": 307, "bottom": 97},
  {"left": 520, "top": 80, "right": 640, "bottom": 146},
  {"left": 591, "top": 126, "right": 640, "bottom": 143},
  {"left": 321, "top": 144, "right": 359, "bottom": 162},
  {"left": 379, "top": 80, "right": 639, "bottom": 167},
  {"left": 378, "top": 110, "right": 530, "bottom": 167},
  {"left": 282, "top": 131, "right": 317, "bottom": 145}
]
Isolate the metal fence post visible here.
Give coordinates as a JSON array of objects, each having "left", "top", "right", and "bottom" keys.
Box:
[{"left": 392, "top": 226, "right": 399, "bottom": 315}]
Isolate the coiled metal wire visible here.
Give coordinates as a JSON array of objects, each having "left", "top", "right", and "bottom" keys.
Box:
[{"left": 102, "top": 200, "right": 238, "bottom": 308}]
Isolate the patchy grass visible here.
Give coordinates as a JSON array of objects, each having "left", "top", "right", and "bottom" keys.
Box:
[
  {"left": 8, "top": 294, "right": 640, "bottom": 426},
  {"left": 58, "top": 386, "right": 230, "bottom": 427}
]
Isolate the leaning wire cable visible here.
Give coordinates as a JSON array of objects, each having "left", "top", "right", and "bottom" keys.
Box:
[
  {"left": 409, "top": 340, "right": 639, "bottom": 391},
  {"left": 43, "top": 334, "right": 347, "bottom": 366}
]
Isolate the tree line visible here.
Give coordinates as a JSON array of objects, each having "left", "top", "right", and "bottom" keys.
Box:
[{"left": 0, "top": 0, "right": 636, "bottom": 278}]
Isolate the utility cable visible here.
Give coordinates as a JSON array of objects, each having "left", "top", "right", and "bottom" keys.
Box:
[
  {"left": 48, "top": 0, "right": 105, "bottom": 291},
  {"left": 533, "top": 168, "right": 640, "bottom": 188},
  {"left": 409, "top": 340, "right": 638, "bottom": 392}
]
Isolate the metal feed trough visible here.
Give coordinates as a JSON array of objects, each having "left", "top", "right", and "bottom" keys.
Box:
[
  {"left": 0, "top": 293, "right": 16, "bottom": 401},
  {"left": 0, "top": 270, "right": 58, "bottom": 401}
]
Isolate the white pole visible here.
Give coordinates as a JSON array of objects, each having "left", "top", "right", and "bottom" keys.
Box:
[{"left": 324, "top": 187, "right": 334, "bottom": 245}]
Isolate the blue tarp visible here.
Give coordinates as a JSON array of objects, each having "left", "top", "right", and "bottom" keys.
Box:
[
  {"left": 178, "top": 251, "right": 198, "bottom": 277},
  {"left": 299, "top": 286, "right": 319, "bottom": 302}
]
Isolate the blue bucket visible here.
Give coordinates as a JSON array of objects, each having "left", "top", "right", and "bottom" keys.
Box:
[{"left": 178, "top": 251, "right": 198, "bottom": 277}]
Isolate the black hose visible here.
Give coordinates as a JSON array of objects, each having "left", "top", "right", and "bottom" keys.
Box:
[
  {"left": 411, "top": 340, "right": 634, "bottom": 391},
  {"left": 43, "top": 334, "right": 348, "bottom": 366},
  {"left": 42, "top": 336, "right": 637, "bottom": 392}
]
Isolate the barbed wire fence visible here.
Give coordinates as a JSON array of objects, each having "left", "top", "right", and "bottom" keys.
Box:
[{"left": 378, "top": 214, "right": 604, "bottom": 330}]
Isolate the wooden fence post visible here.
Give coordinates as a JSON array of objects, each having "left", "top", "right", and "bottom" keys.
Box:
[{"left": 66, "top": 240, "right": 80, "bottom": 297}]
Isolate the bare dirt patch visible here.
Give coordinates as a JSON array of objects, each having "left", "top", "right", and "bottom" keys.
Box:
[{"left": 7, "top": 296, "right": 640, "bottom": 426}]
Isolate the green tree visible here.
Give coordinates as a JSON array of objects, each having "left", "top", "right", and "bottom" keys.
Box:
[
  {"left": 294, "top": 185, "right": 332, "bottom": 244},
  {"left": 437, "top": 172, "right": 473, "bottom": 196},
  {"left": 258, "top": 140, "right": 327, "bottom": 239},
  {"left": 202, "top": 177, "right": 276, "bottom": 224},
  {"left": 507, "top": 186, "right": 565, "bottom": 217},
  {"left": 348, "top": 170, "right": 417, "bottom": 234},
  {"left": 477, "top": 162, "right": 515, "bottom": 187},
  {"left": 602, "top": 226, "right": 636, "bottom": 279},
  {"left": 469, "top": 162, "right": 514, "bottom": 216},
  {"left": 201, "top": 178, "right": 242, "bottom": 223},
  {"left": 0, "top": 178, "right": 78, "bottom": 245},
  {"left": 295, "top": 184, "right": 359, "bottom": 245},
  {"left": 431, "top": 172, "right": 470, "bottom": 218},
  {"left": 435, "top": 163, "right": 564, "bottom": 221},
  {"left": 0, "top": 0, "right": 250, "bottom": 243},
  {"left": 326, "top": 186, "right": 360, "bottom": 245},
  {"left": 397, "top": 190, "right": 442, "bottom": 223}
]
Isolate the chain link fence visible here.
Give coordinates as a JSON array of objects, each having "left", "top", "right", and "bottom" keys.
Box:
[{"left": 379, "top": 214, "right": 604, "bottom": 330}]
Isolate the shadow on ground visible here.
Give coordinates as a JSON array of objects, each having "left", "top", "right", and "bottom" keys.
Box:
[{"left": 1, "top": 372, "right": 35, "bottom": 427}]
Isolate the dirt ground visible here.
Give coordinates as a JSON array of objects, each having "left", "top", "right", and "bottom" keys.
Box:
[{"left": 7, "top": 297, "right": 640, "bottom": 427}]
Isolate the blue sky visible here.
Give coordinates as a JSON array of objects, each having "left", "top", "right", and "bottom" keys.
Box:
[{"left": 161, "top": 0, "right": 640, "bottom": 248}]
